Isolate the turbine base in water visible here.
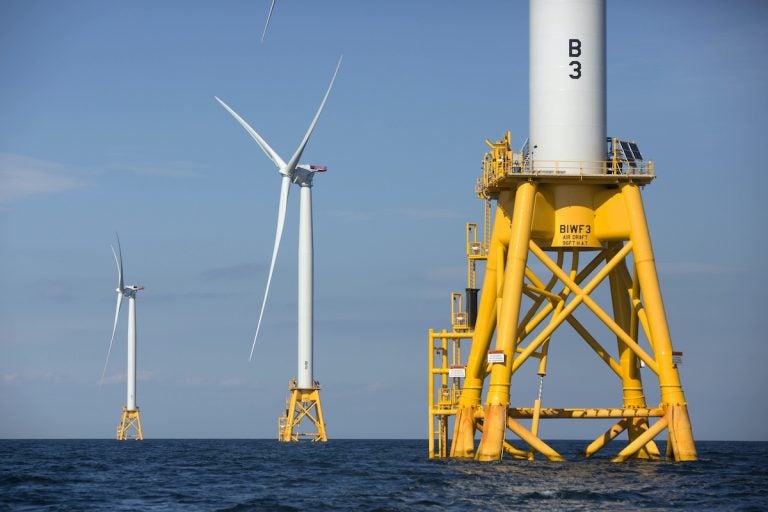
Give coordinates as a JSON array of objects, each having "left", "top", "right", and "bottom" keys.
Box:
[
  {"left": 117, "top": 406, "right": 143, "bottom": 441},
  {"left": 278, "top": 380, "right": 327, "bottom": 442}
]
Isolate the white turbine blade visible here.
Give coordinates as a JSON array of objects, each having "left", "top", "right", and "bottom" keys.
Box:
[
  {"left": 112, "top": 237, "right": 124, "bottom": 292},
  {"left": 261, "top": 0, "right": 276, "bottom": 43},
  {"left": 285, "top": 56, "right": 343, "bottom": 172},
  {"left": 100, "top": 292, "right": 123, "bottom": 386},
  {"left": 250, "top": 174, "right": 291, "bottom": 361},
  {"left": 215, "top": 96, "right": 287, "bottom": 170}
]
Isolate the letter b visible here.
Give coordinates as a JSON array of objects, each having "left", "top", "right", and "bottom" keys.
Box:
[{"left": 569, "top": 39, "right": 582, "bottom": 58}]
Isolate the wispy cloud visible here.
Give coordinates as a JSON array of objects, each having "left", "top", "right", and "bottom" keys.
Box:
[
  {"left": 0, "top": 153, "right": 90, "bottom": 203},
  {"left": 2, "top": 372, "right": 20, "bottom": 384},
  {"left": 100, "top": 371, "right": 153, "bottom": 385},
  {"left": 35, "top": 279, "right": 78, "bottom": 302},
  {"left": 143, "top": 289, "right": 250, "bottom": 303},
  {"left": 0, "top": 371, "right": 80, "bottom": 386},
  {"left": 329, "top": 207, "right": 462, "bottom": 222},
  {"left": 108, "top": 160, "right": 207, "bottom": 178},
  {"left": 200, "top": 262, "right": 263, "bottom": 281},
  {"left": 177, "top": 376, "right": 255, "bottom": 389}
]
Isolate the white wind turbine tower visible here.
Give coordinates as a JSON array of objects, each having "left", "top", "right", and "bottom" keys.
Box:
[
  {"left": 215, "top": 56, "right": 341, "bottom": 442},
  {"left": 101, "top": 234, "right": 145, "bottom": 440}
]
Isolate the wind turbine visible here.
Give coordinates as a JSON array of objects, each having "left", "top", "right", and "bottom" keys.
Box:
[
  {"left": 215, "top": 56, "right": 341, "bottom": 442},
  {"left": 102, "top": 234, "right": 145, "bottom": 440}
]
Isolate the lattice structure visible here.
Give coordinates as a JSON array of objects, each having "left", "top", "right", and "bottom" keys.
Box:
[
  {"left": 428, "top": 133, "right": 696, "bottom": 462},
  {"left": 117, "top": 407, "right": 143, "bottom": 441},
  {"left": 278, "top": 380, "right": 327, "bottom": 442}
]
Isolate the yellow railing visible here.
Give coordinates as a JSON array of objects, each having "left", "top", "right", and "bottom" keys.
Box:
[{"left": 478, "top": 157, "right": 655, "bottom": 194}]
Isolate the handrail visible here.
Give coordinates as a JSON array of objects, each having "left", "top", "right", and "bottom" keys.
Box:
[{"left": 480, "top": 157, "right": 654, "bottom": 191}]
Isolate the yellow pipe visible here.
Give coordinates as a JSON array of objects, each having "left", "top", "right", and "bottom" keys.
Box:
[
  {"left": 621, "top": 183, "right": 696, "bottom": 460},
  {"left": 528, "top": 398, "right": 542, "bottom": 460},
  {"left": 451, "top": 202, "right": 509, "bottom": 458},
  {"left": 609, "top": 266, "right": 660, "bottom": 460},
  {"left": 666, "top": 403, "right": 697, "bottom": 462},
  {"left": 528, "top": 241, "right": 660, "bottom": 374},
  {"left": 621, "top": 184, "right": 683, "bottom": 400},
  {"left": 503, "top": 441, "right": 531, "bottom": 459},
  {"left": 514, "top": 248, "right": 605, "bottom": 356},
  {"left": 627, "top": 418, "right": 662, "bottom": 460},
  {"left": 612, "top": 416, "right": 668, "bottom": 462},
  {"left": 582, "top": 420, "right": 628, "bottom": 458},
  {"left": 537, "top": 251, "right": 578, "bottom": 376},
  {"left": 523, "top": 284, "right": 563, "bottom": 303},
  {"left": 616, "top": 262, "right": 654, "bottom": 354},
  {"left": 564, "top": 316, "right": 623, "bottom": 377},
  {"left": 427, "top": 329, "right": 435, "bottom": 459},
  {"left": 511, "top": 241, "right": 636, "bottom": 374},
  {"left": 609, "top": 262, "right": 646, "bottom": 409},
  {"left": 477, "top": 182, "right": 537, "bottom": 461},
  {"left": 506, "top": 417, "right": 565, "bottom": 461},
  {"left": 508, "top": 407, "right": 663, "bottom": 418}
]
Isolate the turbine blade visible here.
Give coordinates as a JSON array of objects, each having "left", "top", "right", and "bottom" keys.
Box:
[
  {"left": 100, "top": 292, "right": 123, "bottom": 386},
  {"left": 285, "top": 56, "right": 343, "bottom": 172},
  {"left": 112, "top": 235, "right": 124, "bottom": 292},
  {"left": 261, "top": 0, "right": 276, "bottom": 43},
  {"left": 250, "top": 174, "right": 291, "bottom": 360},
  {"left": 215, "top": 96, "right": 287, "bottom": 170}
]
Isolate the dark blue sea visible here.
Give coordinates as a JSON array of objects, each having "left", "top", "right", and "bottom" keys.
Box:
[{"left": 1, "top": 440, "right": 766, "bottom": 511}]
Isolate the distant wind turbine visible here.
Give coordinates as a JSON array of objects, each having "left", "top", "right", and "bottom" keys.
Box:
[
  {"left": 214, "top": 56, "right": 341, "bottom": 394},
  {"left": 102, "top": 234, "right": 145, "bottom": 440}
]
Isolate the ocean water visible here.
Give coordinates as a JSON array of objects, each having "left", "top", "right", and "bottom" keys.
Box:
[{"left": 1, "top": 440, "right": 766, "bottom": 511}]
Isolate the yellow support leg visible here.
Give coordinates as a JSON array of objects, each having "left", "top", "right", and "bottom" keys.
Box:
[
  {"left": 451, "top": 203, "right": 509, "bottom": 458},
  {"left": 476, "top": 182, "right": 537, "bottom": 461},
  {"left": 609, "top": 261, "right": 659, "bottom": 459},
  {"left": 622, "top": 184, "right": 696, "bottom": 461}
]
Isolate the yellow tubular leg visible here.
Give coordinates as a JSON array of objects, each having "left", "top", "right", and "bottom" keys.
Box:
[
  {"left": 621, "top": 184, "right": 696, "bottom": 461},
  {"left": 476, "top": 182, "right": 537, "bottom": 461},
  {"left": 582, "top": 420, "right": 629, "bottom": 458},
  {"left": 451, "top": 203, "right": 510, "bottom": 458}
]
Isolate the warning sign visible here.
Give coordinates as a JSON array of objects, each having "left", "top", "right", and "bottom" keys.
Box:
[
  {"left": 448, "top": 365, "right": 466, "bottom": 378},
  {"left": 487, "top": 350, "right": 505, "bottom": 364}
]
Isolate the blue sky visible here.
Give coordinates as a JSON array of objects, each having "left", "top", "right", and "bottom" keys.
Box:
[{"left": 1, "top": 0, "right": 766, "bottom": 441}]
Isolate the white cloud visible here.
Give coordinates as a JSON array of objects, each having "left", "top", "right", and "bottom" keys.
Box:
[
  {"left": 0, "top": 371, "right": 78, "bottom": 385},
  {"left": 200, "top": 262, "right": 263, "bottom": 281},
  {"left": 2, "top": 372, "right": 20, "bottom": 384},
  {"left": 109, "top": 160, "right": 206, "bottom": 178},
  {"left": 0, "top": 153, "right": 89, "bottom": 203},
  {"left": 100, "top": 371, "right": 153, "bottom": 385}
]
